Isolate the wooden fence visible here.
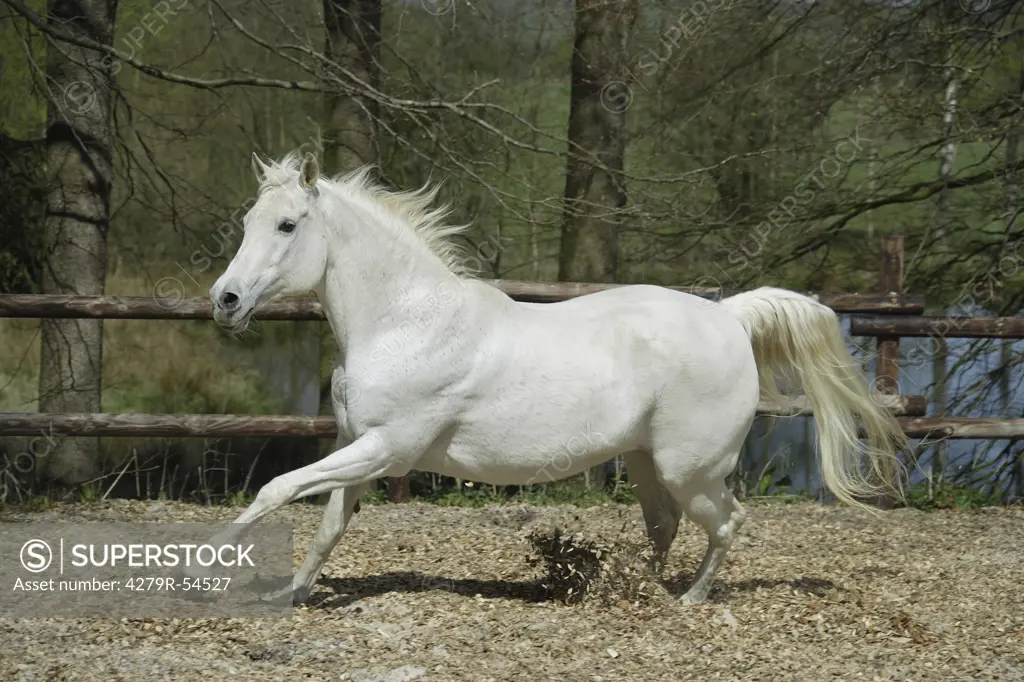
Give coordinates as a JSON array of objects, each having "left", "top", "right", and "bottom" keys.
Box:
[
  {"left": 0, "top": 394, "right": 931, "bottom": 437},
  {"left": 5, "top": 236, "right": 1024, "bottom": 500}
]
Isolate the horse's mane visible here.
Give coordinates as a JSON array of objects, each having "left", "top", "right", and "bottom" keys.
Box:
[{"left": 259, "top": 152, "right": 470, "bottom": 274}]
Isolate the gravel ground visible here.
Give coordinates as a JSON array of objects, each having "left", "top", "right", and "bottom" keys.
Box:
[{"left": 1, "top": 499, "right": 1022, "bottom": 681}]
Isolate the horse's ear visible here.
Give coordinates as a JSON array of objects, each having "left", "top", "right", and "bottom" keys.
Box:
[
  {"left": 299, "top": 152, "right": 320, "bottom": 192},
  {"left": 251, "top": 152, "right": 270, "bottom": 183}
]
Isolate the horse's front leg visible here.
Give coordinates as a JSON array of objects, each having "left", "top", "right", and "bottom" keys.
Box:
[
  {"left": 266, "top": 482, "right": 365, "bottom": 605},
  {"left": 206, "top": 431, "right": 396, "bottom": 552}
]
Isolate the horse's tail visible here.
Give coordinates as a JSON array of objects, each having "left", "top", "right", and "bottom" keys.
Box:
[{"left": 721, "top": 287, "right": 907, "bottom": 509}]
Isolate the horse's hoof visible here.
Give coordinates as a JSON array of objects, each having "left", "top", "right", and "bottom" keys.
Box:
[
  {"left": 679, "top": 592, "right": 706, "bottom": 605},
  {"left": 260, "top": 582, "right": 310, "bottom": 606},
  {"left": 291, "top": 586, "right": 312, "bottom": 606}
]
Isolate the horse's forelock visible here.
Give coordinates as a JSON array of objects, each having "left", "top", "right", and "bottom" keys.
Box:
[{"left": 258, "top": 152, "right": 303, "bottom": 193}]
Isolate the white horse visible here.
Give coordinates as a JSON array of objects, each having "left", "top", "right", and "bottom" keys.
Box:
[{"left": 209, "top": 151, "right": 906, "bottom": 605}]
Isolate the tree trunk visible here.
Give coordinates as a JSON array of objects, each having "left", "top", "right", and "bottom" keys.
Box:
[
  {"left": 931, "top": 64, "right": 958, "bottom": 496},
  {"left": 322, "top": 0, "right": 380, "bottom": 173},
  {"left": 37, "top": 0, "right": 118, "bottom": 486},
  {"left": 557, "top": 0, "right": 638, "bottom": 490},
  {"left": 558, "top": 0, "right": 636, "bottom": 283}
]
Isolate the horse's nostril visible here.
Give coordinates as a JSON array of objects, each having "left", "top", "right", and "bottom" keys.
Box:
[{"left": 221, "top": 291, "right": 240, "bottom": 311}]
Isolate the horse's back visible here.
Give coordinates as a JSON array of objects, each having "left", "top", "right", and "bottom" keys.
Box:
[{"left": 513, "top": 284, "right": 752, "bottom": 366}]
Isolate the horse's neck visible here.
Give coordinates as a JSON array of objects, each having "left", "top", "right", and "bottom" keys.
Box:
[{"left": 315, "top": 214, "right": 460, "bottom": 365}]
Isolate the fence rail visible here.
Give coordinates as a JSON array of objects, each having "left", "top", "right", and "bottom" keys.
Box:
[
  {"left": 0, "top": 286, "right": 925, "bottom": 320},
  {"left": 898, "top": 418, "right": 1024, "bottom": 439},
  {"left": 16, "top": 411, "right": 1024, "bottom": 441},
  {"left": 0, "top": 395, "right": 929, "bottom": 439},
  {"left": 0, "top": 413, "right": 338, "bottom": 438},
  {"left": 852, "top": 315, "right": 1024, "bottom": 338}
]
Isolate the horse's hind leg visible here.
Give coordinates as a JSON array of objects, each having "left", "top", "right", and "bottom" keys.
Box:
[
  {"left": 668, "top": 476, "right": 746, "bottom": 604},
  {"left": 288, "top": 482, "right": 365, "bottom": 604},
  {"left": 623, "top": 450, "right": 681, "bottom": 570}
]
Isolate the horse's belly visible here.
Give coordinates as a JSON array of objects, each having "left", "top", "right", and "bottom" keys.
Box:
[
  {"left": 417, "top": 412, "right": 647, "bottom": 486},
  {"left": 418, "top": 448, "right": 616, "bottom": 486}
]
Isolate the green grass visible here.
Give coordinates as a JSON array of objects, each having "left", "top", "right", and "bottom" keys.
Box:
[
  {"left": 358, "top": 488, "right": 389, "bottom": 506},
  {"left": 356, "top": 483, "right": 640, "bottom": 508},
  {"left": 741, "top": 491, "right": 813, "bottom": 504},
  {"left": 222, "top": 490, "right": 256, "bottom": 507},
  {"left": 359, "top": 481, "right": 812, "bottom": 508},
  {"left": 898, "top": 482, "right": 1005, "bottom": 511},
  {"left": 77, "top": 483, "right": 101, "bottom": 503}
]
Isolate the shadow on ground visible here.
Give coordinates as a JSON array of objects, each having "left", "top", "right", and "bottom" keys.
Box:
[
  {"left": 309, "top": 571, "right": 839, "bottom": 609},
  {"left": 311, "top": 572, "right": 546, "bottom": 609}
]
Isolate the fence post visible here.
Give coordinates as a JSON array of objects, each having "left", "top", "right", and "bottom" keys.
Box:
[
  {"left": 876, "top": 235, "right": 903, "bottom": 395},
  {"left": 386, "top": 475, "right": 411, "bottom": 503},
  {"left": 874, "top": 234, "right": 904, "bottom": 508}
]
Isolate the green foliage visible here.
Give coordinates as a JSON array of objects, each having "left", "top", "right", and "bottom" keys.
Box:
[
  {"left": 18, "top": 496, "right": 54, "bottom": 512},
  {"left": 360, "top": 488, "right": 389, "bottom": 506},
  {"left": 77, "top": 484, "right": 101, "bottom": 503},
  {"left": 0, "top": 5, "right": 46, "bottom": 136},
  {"left": 899, "top": 483, "right": 1005, "bottom": 511},
  {"left": 222, "top": 490, "right": 255, "bottom": 507},
  {"left": 104, "top": 369, "right": 274, "bottom": 416},
  {"left": 394, "top": 481, "right": 638, "bottom": 508},
  {"left": 738, "top": 460, "right": 796, "bottom": 499},
  {"left": 101, "top": 319, "right": 278, "bottom": 417},
  {"left": 750, "top": 491, "right": 812, "bottom": 505}
]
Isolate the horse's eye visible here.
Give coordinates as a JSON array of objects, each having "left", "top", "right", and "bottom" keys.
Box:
[{"left": 278, "top": 219, "right": 296, "bottom": 234}]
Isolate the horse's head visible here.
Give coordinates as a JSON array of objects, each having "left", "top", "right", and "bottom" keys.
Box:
[{"left": 211, "top": 152, "right": 329, "bottom": 331}]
